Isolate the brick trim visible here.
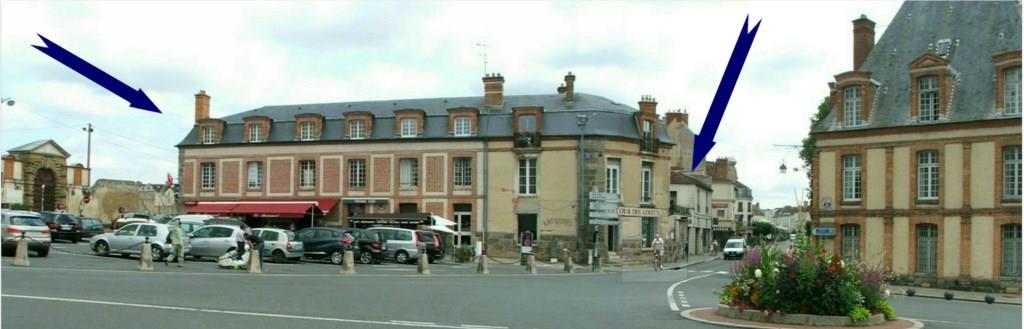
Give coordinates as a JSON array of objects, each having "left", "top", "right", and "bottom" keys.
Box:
[
  {"left": 993, "top": 51, "right": 1022, "bottom": 113},
  {"left": 394, "top": 109, "right": 426, "bottom": 138},
  {"left": 447, "top": 107, "right": 479, "bottom": 136},
  {"left": 243, "top": 116, "right": 271, "bottom": 143},
  {"left": 909, "top": 146, "right": 943, "bottom": 207},
  {"left": 996, "top": 139, "right": 1024, "bottom": 205},
  {"left": 295, "top": 114, "right": 324, "bottom": 141},
  {"left": 833, "top": 72, "right": 874, "bottom": 127},
  {"left": 814, "top": 118, "right": 1020, "bottom": 140}
]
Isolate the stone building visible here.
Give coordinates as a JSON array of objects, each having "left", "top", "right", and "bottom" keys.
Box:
[
  {"left": 176, "top": 72, "right": 674, "bottom": 262},
  {"left": 63, "top": 179, "right": 180, "bottom": 223},
  {"left": 810, "top": 2, "right": 1021, "bottom": 288},
  {"left": 669, "top": 171, "right": 713, "bottom": 259},
  {"left": 1, "top": 139, "right": 90, "bottom": 211}
]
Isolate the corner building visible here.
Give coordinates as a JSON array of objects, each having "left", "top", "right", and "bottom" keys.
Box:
[{"left": 176, "top": 73, "right": 674, "bottom": 261}]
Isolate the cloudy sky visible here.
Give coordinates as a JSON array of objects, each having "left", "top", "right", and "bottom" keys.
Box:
[{"left": 1, "top": 1, "right": 900, "bottom": 209}]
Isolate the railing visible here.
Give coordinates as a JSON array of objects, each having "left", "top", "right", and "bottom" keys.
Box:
[
  {"left": 641, "top": 137, "right": 658, "bottom": 153},
  {"left": 515, "top": 132, "right": 542, "bottom": 148}
]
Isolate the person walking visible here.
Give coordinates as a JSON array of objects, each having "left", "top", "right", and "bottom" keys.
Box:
[
  {"left": 652, "top": 234, "right": 665, "bottom": 271},
  {"left": 165, "top": 220, "right": 184, "bottom": 267},
  {"left": 233, "top": 227, "right": 246, "bottom": 260},
  {"left": 683, "top": 239, "right": 689, "bottom": 262},
  {"left": 245, "top": 232, "right": 265, "bottom": 270}
]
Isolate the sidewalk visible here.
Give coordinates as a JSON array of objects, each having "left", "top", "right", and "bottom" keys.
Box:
[
  {"left": 611, "top": 254, "right": 721, "bottom": 272},
  {"left": 889, "top": 285, "right": 1022, "bottom": 305}
]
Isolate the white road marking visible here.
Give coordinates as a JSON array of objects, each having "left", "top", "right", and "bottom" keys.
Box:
[
  {"left": 1, "top": 294, "right": 496, "bottom": 328},
  {"left": 665, "top": 273, "right": 717, "bottom": 311},
  {"left": 715, "top": 271, "right": 729, "bottom": 275},
  {"left": 460, "top": 325, "right": 508, "bottom": 329}
]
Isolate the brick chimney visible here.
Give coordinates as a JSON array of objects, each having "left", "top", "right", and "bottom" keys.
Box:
[
  {"left": 195, "top": 90, "right": 210, "bottom": 122},
  {"left": 852, "top": 14, "right": 875, "bottom": 71},
  {"left": 638, "top": 95, "right": 657, "bottom": 114},
  {"left": 563, "top": 72, "right": 575, "bottom": 103},
  {"left": 483, "top": 73, "right": 504, "bottom": 108},
  {"left": 665, "top": 109, "right": 689, "bottom": 126},
  {"left": 714, "top": 157, "right": 730, "bottom": 178}
]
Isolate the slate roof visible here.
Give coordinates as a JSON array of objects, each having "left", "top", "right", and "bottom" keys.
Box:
[
  {"left": 670, "top": 172, "right": 712, "bottom": 191},
  {"left": 814, "top": 1, "right": 1022, "bottom": 133},
  {"left": 7, "top": 139, "right": 70, "bottom": 157},
  {"left": 177, "top": 93, "right": 675, "bottom": 146}
]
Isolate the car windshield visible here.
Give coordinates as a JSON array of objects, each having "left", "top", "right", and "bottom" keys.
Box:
[
  {"left": 284, "top": 231, "right": 295, "bottom": 240},
  {"left": 726, "top": 241, "right": 742, "bottom": 248},
  {"left": 10, "top": 216, "right": 45, "bottom": 226}
]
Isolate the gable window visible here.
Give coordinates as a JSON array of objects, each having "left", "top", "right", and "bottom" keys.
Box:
[
  {"left": 401, "top": 118, "right": 417, "bottom": 138},
  {"left": 916, "top": 224, "right": 938, "bottom": 274},
  {"left": 842, "top": 155, "right": 862, "bottom": 201},
  {"left": 299, "top": 160, "right": 316, "bottom": 189},
  {"left": 454, "top": 117, "right": 472, "bottom": 137},
  {"left": 247, "top": 161, "right": 262, "bottom": 189},
  {"left": 400, "top": 158, "right": 418, "bottom": 189},
  {"left": 918, "top": 76, "right": 940, "bottom": 121},
  {"left": 841, "top": 224, "right": 861, "bottom": 261},
  {"left": 917, "top": 151, "right": 939, "bottom": 200},
  {"left": 248, "top": 125, "right": 263, "bottom": 143},
  {"left": 350, "top": 120, "right": 366, "bottom": 139},
  {"left": 843, "top": 86, "right": 862, "bottom": 127},
  {"left": 641, "top": 163, "right": 653, "bottom": 204},
  {"left": 1005, "top": 146, "right": 1022, "bottom": 200},
  {"left": 349, "top": 159, "right": 366, "bottom": 189},
  {"left": 606, "top": 159, "right": 620, "bottom": 196},
  {"left": 1002, "top": 224, "right": 1022, "bottom": 277},
  {"left": 300, "top": 121, "right": 316, "bottom": 141},
  {"left": 518, "top": 158, "right": 537, "bottom": 195},
  {"left": 201, "top": 127, "right": 216, "bottom": 144},
  {"left": 453, "top": 157, "right": 472, "bottom": 188},
  {"left": 201, "top": 162, "right": 215, "bottom": 190},
  {"left": 1006, "top": 67, "right": 1022, "bottom": 115},
  {"left": 641, "top": 120, "right": 656, "bottom": 152}
]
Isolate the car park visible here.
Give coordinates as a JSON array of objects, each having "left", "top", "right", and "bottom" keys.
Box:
[
  {"left": 39, "top": 211, "right": 83, "bottom": 242},
  {"left": 1, "top": 210, "right": 51, "bottom": 256},
  {"left": 89, "top": 222, "right": 188, "bottom": 261},
  {"left": 186, "top": 224, "right": 245, "bottom": 260},
  {"left": 368, "top": 227, "right": 425, "bottom": 264},
  {"left": 251, "top": 228, "right": 304, "bottom": 263},
  {"left": 294, "top": 227, "right": 356, "bottom": 265},
  {"left": 78, "top": 217, "right": 105, "bottom": 238},
  {"left": 171, "top": 214, "right": 211, "bottom": 234},
  {"left": 722, "top": 238, "right": 747, "bottom": 260},
  {"left": 416, "top": 230, "right": 443, "bottom": 263},
  {"left": 112, "top": 217, "right": 153, "bottom": 230}
]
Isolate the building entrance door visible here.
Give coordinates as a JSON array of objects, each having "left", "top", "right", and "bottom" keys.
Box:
[
  {"left": 454, "top": 212, "right": 472, "bottom": 246},
  {"left": 32, "top": 168, "right": 56, "bottom": 212}
]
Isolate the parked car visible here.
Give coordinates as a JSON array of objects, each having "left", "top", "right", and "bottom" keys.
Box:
[
  {"left": 39, "top": 211, "right": 83, "bottom": 242},
  {"left": 251, "top": 228, "right": 304, "bottom": 263},
  {"left": 368, "top": 227, "right": 425, "bottom": 264},
  {"left": 340, "top": 228, "right": 384, "bottom": 264},
  {"left": 186, "top": 224, "right": 245, "bottom": 260},
  {"left": 1, "top": 210, "right": 51, "bottom": 256},
  {"left": 171, "top": 215, "right": 211, "bottom": 234},
  {"left": 722, "top": 238, "right": 747, "bottom": 260},
  {"left": 112, "top": 217, "right": 153, "bottom": 230},
  {"left": 294, "top": 227, "right": 356, "bottom": 265},
  {"left": 77, "top": 217, "right": 105, "bottom": 238},
  {"left": 203, "top": 218, "right": 250, "bottom": 230},
  {"left": 416, "top": 230, "right": 443, "bottom": 263},
  {"left": 89, "top": 223, "right": 188, "bottom": 261}
]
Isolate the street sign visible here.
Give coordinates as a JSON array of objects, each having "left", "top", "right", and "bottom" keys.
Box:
[
  {"left": 813, "top": 227, "right": 836, "bottom": 236},
  {"left": 589, "top": 202, "right": 618, "bottom": 211},
  {"left": 588, "top": 192, "right": 619, "bottom": 201},
  {"left": 617, "top": 207, "right": 662, "bottom": 217},
  {"left": 589, "top": 219, "right": 620, "bottom": 225},
  {"left": 589, "top": 210, "right": 618, "bottom": 219},
  {"left": 83, "top": 196, "right": 91, "bottom": 204}
]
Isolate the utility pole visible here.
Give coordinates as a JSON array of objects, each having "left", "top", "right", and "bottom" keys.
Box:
[
  {"left": 576, "top": 114, "right": 589, "bottom": 264},
  {"left": 83, "top": 123, "right": 93, "bottom": 171}
]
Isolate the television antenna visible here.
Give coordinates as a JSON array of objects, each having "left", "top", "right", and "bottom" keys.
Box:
[{"left": 476, "top": 43, "right": 488, "bottom": 75}]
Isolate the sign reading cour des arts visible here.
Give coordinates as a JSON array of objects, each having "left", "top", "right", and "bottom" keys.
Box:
[{"left": 616, "top": 207, "right": 662, "bottom": 217}]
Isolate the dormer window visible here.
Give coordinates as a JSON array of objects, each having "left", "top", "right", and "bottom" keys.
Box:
[
  {"left": 400, "top": 118, "right": 417, "bottom": 138},
  {"left": 1005, "top": 67, "right": 1021, "bottom": 115},
  {"left": 201, "top": 126, "right": 216, "bottom": 144},
  {"left": 843, "top": 86, "right": 862, "bottom": 126},
  {"left": 918, "top": 76, "right": 940, "bottom": 121},
  {"left": 350, "top": 120, "right": 366, "bottom": 139},
  {"left": 248, "top": 124, "right": 264, "bottom": 143},
  {"left": 454, "top": 117, "right": 472, "bottom": 137},
  {"left": 299, "top": 121, "right": 315, "bottom": 141}
]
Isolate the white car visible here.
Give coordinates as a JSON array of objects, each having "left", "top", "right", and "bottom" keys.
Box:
[
  {"left": 90, "top": 222, "right": 190, "bottom": 261},
  {"left": 722, "top": 238, "right": 747, "bottom": 260},
  {"left": 252, "top": 228, "right": 304, "bottom": 263}
]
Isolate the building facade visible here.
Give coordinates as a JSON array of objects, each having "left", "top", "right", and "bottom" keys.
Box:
[
  {"left": 670, "top": 172, "right": 713, "bottom": 258},
  {"left": 1, "top": 139, "right": 90, "bottom": 212},
  {"left": 176, "top": 73, "right": 674, "bottom": 261},
  {"left": 811, "top": 2, "right": 1021, "bottom": 287}
]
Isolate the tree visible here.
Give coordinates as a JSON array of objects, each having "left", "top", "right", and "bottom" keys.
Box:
[
  {"left": 800, "top": 96, "right": 832, "bottom": 197},
  {"left": 753, "top": 221, "right": 776, "bottom": 237}
]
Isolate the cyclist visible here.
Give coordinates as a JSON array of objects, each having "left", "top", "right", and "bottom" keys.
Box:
[{"left": 652, "top": 234, "right": 665, "bottom": 271}]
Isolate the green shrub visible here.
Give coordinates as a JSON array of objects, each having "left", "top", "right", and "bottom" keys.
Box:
[
  {"left": 848, "top": 306, "right": 871, "bottom": 322},
  {"left": 873, "top": 300, "right": 895, "bottom": 321},
  {"left": 453, "top": 246, "right": 475, "bottom": 263}
]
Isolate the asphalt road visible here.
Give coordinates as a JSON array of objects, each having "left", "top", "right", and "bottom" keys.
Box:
[{"left": 2, "top": 240, "right": 1021, "bottom": 329}]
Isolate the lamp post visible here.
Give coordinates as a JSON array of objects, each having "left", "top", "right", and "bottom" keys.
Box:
[
  {"left": 576, "top": 113, "right": 589, "bottom": 264},
  {"left": 82, "top": 123, "right": 93, "bottom": 172}
]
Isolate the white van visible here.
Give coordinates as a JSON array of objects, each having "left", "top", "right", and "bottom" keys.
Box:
[{"left": 723, "top": 238, "right": 747, "bottom": 260}]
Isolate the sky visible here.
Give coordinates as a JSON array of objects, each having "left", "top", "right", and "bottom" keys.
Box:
[{"left": 0, "top": 0, "right": 901, "bottom": 209}]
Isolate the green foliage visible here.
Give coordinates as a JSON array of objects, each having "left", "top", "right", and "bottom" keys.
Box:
[
  {"left": 873, "top": 299, "right": 895, "bottom": 321},
  {"left": 848, "top": 306, "right": 871, "bottom": 322},
  {"left": 9, "top": 204, "right": 32, "bottom": 211},
  {"left": 800, "top": 96, "right": 832, "bottom": 191},
  {"left": 752, "top": 221, "right": 776, "bottom": 238},
  {"left": 453, "top": 246, "right": 475, "bottom": 263}
]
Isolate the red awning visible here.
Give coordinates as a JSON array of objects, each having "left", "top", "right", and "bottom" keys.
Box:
[
  {"left": 188, "top": 199, "right": 340, "bottom": 219},
  {"left": 186, "top": 203, "right": 238, "bottom": 214}
]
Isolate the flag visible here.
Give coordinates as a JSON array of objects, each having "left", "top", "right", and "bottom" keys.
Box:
[{"left": 166, "top": 173, "right": 174, "bottom": 186}]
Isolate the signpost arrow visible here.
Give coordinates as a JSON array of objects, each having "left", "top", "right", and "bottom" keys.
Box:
[
  {"left": 32, "top": 34, "right": 161, "bottom": 114},
  {"left": 691, "top": 16, "right": 760, "bottom": 171},
  {"left": 589, "top": 210, "right": 618, "bottom": 219},
  {"left": 589, "top": 202, "right": 618, "bottom": 211}
]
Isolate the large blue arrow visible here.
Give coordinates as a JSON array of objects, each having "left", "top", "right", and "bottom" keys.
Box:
[
  {"left": 33, "top": 34, "right": 161, "bottom": 113},
  {"left": 691, "top": 16, "right": 760, "bottom": 171}
]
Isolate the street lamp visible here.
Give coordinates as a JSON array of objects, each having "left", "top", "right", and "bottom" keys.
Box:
[
  {"left": 576, "top": 113, "right": 589, "bottom": 264},
  {"left": 1, "top": 97, "right": 14, "bottom": 107}
]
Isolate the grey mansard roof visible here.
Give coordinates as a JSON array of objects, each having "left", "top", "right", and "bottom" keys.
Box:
[
  {"left": 177, "top": 92, "right": 675, "bottom": 146},
  {"left": 814, "top": 1, "right": 1022, "bottom": 133}
]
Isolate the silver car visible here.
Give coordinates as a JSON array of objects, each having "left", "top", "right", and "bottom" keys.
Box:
[
  {"left": 89, "top": 223, "right": 189, "bottom": 261},
  {"left": 252, "top": 228, "right": 304, "bottom": 263},
  {"left": 1, "top": 210, "right": 52, "bottom": 256},
  {"left": 187, "top": 224, "right": 245, "bottom": 260},
  {"left": 368, "top": 227, "right": 425, "bottom": 264}
]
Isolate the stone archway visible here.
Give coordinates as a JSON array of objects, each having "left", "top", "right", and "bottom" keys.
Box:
[{"left": 33, "top": 168, "right": 56, "bottom": 212}]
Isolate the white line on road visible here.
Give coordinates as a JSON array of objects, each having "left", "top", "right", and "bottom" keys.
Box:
[
  {"left": 666, "top": 273, "right": 717, "bottom": 311},
  {"left": 1, "top": 294, "right": 500, "bottom": 329},
  {"left": 460, "top": 325, "right": 509, "bottom": 329}
]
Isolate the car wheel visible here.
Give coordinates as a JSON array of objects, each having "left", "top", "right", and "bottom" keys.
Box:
[
  {"left": 151, "top": 245, "right": 165, "bottom": 261},
  {"left": 72, "top": 236, "right": 80, "bottom": 244},
  {"left": 329, "top": 250, "right": 344, "bottom": 265},
  {"left": 359, "top": 251, "right": 373, "bottom": 264},
  {"left": 395, "top": 251, "right": 409, "bottom": 264},
  {"left": 95, "top": 241, "right": 110, "bottom": 256},
  {"left": 37, "top": 248, "right": 49, "bottom": 257},
  {"left": 272, "top": 250, "right": 286, "bottom": 263}
]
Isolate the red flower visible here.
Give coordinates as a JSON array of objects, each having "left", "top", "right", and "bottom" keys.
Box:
[{"left": 821, "top": 248, "right": 827, "bottom": 254}]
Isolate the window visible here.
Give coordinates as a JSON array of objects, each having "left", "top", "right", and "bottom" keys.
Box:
[
  {"left": 917, "top": 151, "right": 939, "bottom": 200},
  {"left": 454, "top": 117, "right": 472, "bottom": 136},
  {"left": 259, "top": 230, "right": 279, "bottom": 241},
  {"left": 201, "top": 162, "right": 215, "bottom": 190},
  {"left": 248, "top": 124, "right": 263, "bottom": 143},
  {"left": 1002, "top": 224, "right": 1022, "bottom": 277},
  {"left": 453, "top": 157, "right": 472, "bottom": 188},
  {"left": 641, "top": 217, "right": 656, "bottom": 247},
  {"left": 350, "top": 120, "right": 366, "bottom": 139},
  {"left": 201, "top": 127, "right": 216, "bottom": 144},
  {"left": 1004, "top": 146, "right": 1022, "bottom": 199},
  {"left": 841, "top": 224, "right": 860, "bottom": 261},
  {"left": 641, "top": 164, "right": 653, "bottom": 204},
  {"left": 842, "top": 155, "right": 861, "bottom": 201},
  {"left": 300, "top": 160, "right": 316, "bottom": 189},
  {"left": 606, "top": 160, "right": 620, "bottom": 196},
  {"left": 247, "top": 162, "right": 262, "bottom": 189},
  {"left": 641, "top": 120, "right": 656, "bottom": 152},
  {"left": 518, "top": 114, "right": 536, "bottom": 133},
  {"left": 401, "top": 118, "right": 417, "bottom": 137},
  {"left": 918, "top": 76, "right": 940, "bottom": 121},
  {"left": 916, "top": 224, "right": 938, "bottom": 274},
  {"left": 843, "top": 86, "right": 862, "bottom": 126},
  {"left": 349, "top": 159, "right": 366, "bottom": 189},
  {"left": 1006, "top": 67, "right": 1021, "bottom": 115},
  {"left": 400, "top": 158, "right": 418, "bottom": 189},
  {"left": 300, "top": 121, "right": 316, "bottom": 141},
  {"left": 518, "top": 158, "right": 537, "bottom": 195},
  {"left": 137, "top": 225, "right": 157, "bottom": 237}
]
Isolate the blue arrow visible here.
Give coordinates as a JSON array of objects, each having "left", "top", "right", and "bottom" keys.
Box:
[
  {"left": 32, "top": 34, "right": 161, "bottom": 113},
  {"left": 691, "top": 16, "right": 760, "bottom": 171}
]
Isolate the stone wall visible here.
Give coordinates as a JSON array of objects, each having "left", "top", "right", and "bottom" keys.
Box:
[{"left": 66, "top": 179, "right": 181, "bottom": 224}]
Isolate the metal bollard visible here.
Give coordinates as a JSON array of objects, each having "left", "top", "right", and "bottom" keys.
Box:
[
  {"left": 526, "top": 253, "right": 537, "bottom": 274},
  {"left": 138, "top": 237, "right": 154, "bottom": 271},
  {"left": 248, "top": 249, "right": 262, "bottom": 274},
  {"left": 563, "top": 249, "right": 574, "bottom": 273},
  {"left": 340, "top": 250, "right": 356, "bottom": 275},
  {"left": 417, "top": 253, "right": 430, "bottom": 275},
  {"left": 592, "top": 253, "right": 603, "bottom": 273},
  {"left": 476, "top": 254, "right": 489, "bottom": 275},
  {"left": 13, "top": 232, "right": 29, "bottom": 267}
]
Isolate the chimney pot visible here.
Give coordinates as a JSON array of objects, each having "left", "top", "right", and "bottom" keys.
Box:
[
  {"left": 563, "top": 72, "right": 576, "bottom": 103},
  {"left": 638, "top": 95, "right": 657, "bottom": 114},
  {"left": 195, "top": 90, "right": 211, "bottom": 122}
]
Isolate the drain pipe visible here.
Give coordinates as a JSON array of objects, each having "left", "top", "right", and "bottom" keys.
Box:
[{"left": 482, "top": 114, "right": 490, "bottom": 255}]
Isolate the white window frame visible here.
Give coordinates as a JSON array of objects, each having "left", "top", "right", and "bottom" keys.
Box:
[
  {"left": 606, "top": 161, "right": 620, "bottom": 196},
  {"left": 248, "top": 124, "right": 263, "bottom": 143},
  {"left": 1005, "top": 146, "right": 1022, "bottom": 199},
  {"left": 454, "top": 117, "right": 472, "bottom": 137},
  {"left": 453, "top": 157, "right": 472, "bottom": 188},
  {"left": 401, "top": 118, "right": 417, "bottom": 138},
  {"left": 918, "top": 76, "right": 940, "bottom": 121},
  {"left": 842, "top": 155, "right": 861, "bottom": 201},
  {"left": 400, "top": 158, "right": 418, "bottom": 189},
  {"left": 247, "top": 162, "right": 262, "bottom": 189},
  {"left": 299, "top": 160, "right": 316, "bottom": 189},
  {"left": 201, "top": 162, "right": 215, "bottom": 190},
  {"left": 518, "top": 158, "right": 537, "bottom": 196},
  {"left": 1002, "top": 224, "right": 1022, "bottom": 277},
  {"left": 349, "top": 159, "right": 366, "bottom": 189},
  {"left": 1005, "top": 67, "right": 1022, "bottom": 115},
  {"left": 641, "top": 164, "right": 653, "bottom": 204},
  {"left": 841, "top": 224, "right": 860, "bottom": 261},
  {"left": 843, "top": 86, "right": 862, "bottom": 127},
  {"left": 917, "top": 151, "right": 939, "bottom": 200},
  {"left": 350, "top": 120, "right": 366, "bottom": 139},
  {"left": 202, "top": 127, "right": 216, "bottom": 144},
  {"left": 300, "top": 121, "right": 316, "bottom": 141}
]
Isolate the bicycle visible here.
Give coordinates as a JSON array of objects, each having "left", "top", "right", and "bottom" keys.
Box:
[{"left": 653, "top": 250, "right": 664, "bottom": 271}]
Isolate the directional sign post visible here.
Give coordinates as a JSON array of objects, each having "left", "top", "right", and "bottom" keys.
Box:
[{"left": 588, "top": 192, "right": 619, "bottom": 225}]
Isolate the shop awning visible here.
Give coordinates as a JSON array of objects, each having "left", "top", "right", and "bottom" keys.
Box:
[
  {"left": 186, "top": 199, "right": 339, "bottom": 219},
  {"left": 185, "top": 202, "right": 238, "bottom": 214}
]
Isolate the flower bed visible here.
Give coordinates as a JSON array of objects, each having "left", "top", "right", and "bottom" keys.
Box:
[{"left": 718, "top": 240, "right": 896, "bottom": 325}]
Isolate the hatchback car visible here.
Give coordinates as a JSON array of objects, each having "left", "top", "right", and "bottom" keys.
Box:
[
  {"left": 89, "top": 223, "right": 188, "bottom": 261},
  {"left": 416, "top": 230, "right": 443, "bottom": 263},
  {"left": 78, "top": 217, "right": 105, "bottom": 238},
  {"left": 294, "top": 227, "right": 356, "bottom": 265},
  {"left": 368, "top": 227, "right": 425, "bottom": 264},
  {"left": 186, "top": 224, "right": 245, "bottom": 260},
  {"left": 340, "top": 228, "right": 384, "bottom": 264},
  {"left": 252, "top": 228, "right": 304, "bottom": 263},
  {"left": 1, "top": 210, "right": 51, "bottom": 256},
  {"left": 39, "top": 211, "right": 83, "bottom": 242},
  {"left": 722, "top": 238, "right": 747, "bottom": 260}
]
